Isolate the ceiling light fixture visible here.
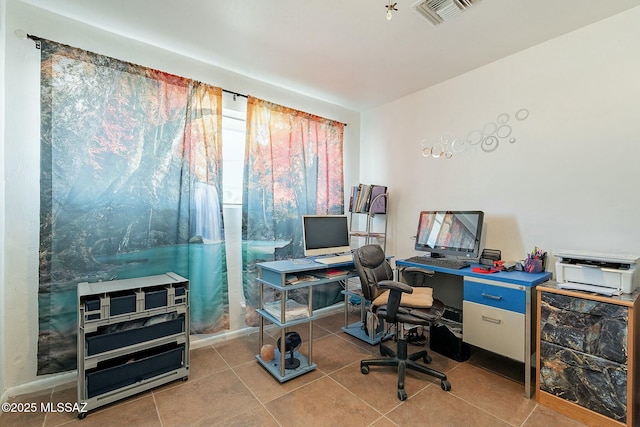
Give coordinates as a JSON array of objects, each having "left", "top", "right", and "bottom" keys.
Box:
[{"left": 385, "top": 1, "right": 398, "bottom": 20}]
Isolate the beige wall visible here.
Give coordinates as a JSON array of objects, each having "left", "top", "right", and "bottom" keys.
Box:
[{"left": 361, "top": 7, "right": 640, "bottom": 264}]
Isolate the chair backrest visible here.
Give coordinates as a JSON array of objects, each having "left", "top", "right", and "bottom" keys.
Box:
[{"left": 353, "top": 245, "right": 394, "bottom": 302}]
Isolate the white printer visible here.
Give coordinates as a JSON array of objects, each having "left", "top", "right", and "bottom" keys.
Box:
[{"left": 554, "top": 249, "right": 640, "bottom": 295}]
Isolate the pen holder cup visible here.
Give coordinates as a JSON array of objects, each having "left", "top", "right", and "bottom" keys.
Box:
[{"left": 524, "top": 258, "right": 544, "bottom": 274}]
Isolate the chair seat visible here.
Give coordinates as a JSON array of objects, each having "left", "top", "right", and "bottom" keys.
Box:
[
  {"left": 372, "top": 286, "right": 434, "bottom": 308},
  {"left": 376, "top": 298, "right": 445, "bottom": 324}
]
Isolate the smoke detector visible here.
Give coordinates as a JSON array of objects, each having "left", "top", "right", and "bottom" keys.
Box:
[{"left": 412, "top": 0, "right": 481, "bottom": 25}]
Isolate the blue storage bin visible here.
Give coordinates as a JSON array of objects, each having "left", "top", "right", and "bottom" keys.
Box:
[
  {"left": 86, "top": 344, "right": 185, "bottom": 398},
  {"left": 84, "top": 298, "right": 100, "bottom": 312},
  {"left": 86, "top": 315, "right": 184, "bottom": 356},
  {"left": 109, "top": 291, "right": 136, "bottom": 316},
  {"left": 145, "top": 287, "right": 168, "bottom": 310}
]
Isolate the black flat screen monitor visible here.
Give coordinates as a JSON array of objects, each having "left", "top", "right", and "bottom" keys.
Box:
[
  {"left": 415, "top": 211, "right": 484, "bottom": 259},
  {"left": 302, "top": 215, "right": 351, "bottom": 257}
]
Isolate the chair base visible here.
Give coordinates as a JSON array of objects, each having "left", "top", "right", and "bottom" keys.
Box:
[{"left": 360, "top": 337, "right": 451, "bottom": 401}]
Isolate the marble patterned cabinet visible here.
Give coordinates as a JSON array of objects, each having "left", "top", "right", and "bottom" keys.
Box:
[{"left": 536, "top": 284, "right": 640, "bottom": 427}]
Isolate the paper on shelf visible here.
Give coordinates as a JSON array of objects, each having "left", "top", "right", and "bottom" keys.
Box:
[
  {"left": 263, "top": 299, "right": 309, "bottom": 322},
  {"left": 285, "top": 274, "right": 320, "bottom": 285}
]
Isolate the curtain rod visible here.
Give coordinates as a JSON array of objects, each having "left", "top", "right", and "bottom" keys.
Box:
[
  {"left": 223, "top": 89, "right": 248, "bottom": 100},
  {"left": 26, "top": 33, "right": 41, "bottom": 48},
  {"left": 22, "top": 32, "right": 346, "bottom": 127}
]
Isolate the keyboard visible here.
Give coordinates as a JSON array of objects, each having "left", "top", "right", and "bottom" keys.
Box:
[
  {"left": 404, "top": 256, "right": 470, "bottom": 270},
  {"left": 315, "top": 254, "right": 353, "bottom": 265}
]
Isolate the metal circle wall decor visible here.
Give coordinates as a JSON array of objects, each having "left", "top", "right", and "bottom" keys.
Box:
[
  {"left": 497, "top": 113, "right": 509, "bottom": 124},
  {"left": 483, "top": 121, "right": 497, "bottom": 136},
  {"left": 496, "top": 124, "right": 512, "bottom": 139},
  {"left": 515, "top": 108, "right": 529, "bottom": 121},
  {"left": 481, "top": 135, "right": 499, "bottom": 152},
  {"left": 451, "top": 138, "right": 466, "bottom": 153},
  {"left": 419, "top": 108, "right": 529, "bottom": 159}
]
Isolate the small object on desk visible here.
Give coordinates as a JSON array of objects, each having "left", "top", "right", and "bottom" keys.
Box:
[
  {"left": 524, "top": 246, "right": 547, "bottom": 273},
  {"left": 494, "top": 261, "right": 517, "bottom": 271},
  {"left": 471, "top": 266, "right": 499, "bottom": 274},
  {"left": 480, "top": 248, "right": 501, "bottom": 266}
]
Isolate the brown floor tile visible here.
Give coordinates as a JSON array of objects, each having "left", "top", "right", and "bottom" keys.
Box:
[
  {"left": 407, "top": 342, "right": 461, "bottom": 375},
  {"left": 73, "top": 394, "right": 161, "bottom": 426},
  {"left": 523, "top": 405, "right": 589, "bottom": 427},
  {"left": 314, "top": 308, "right": 360, "bottom": 332},
  {"left": 387, "top": 385, "right": 511, "bottom": 427},
  {"left": 445, "top": 362, "right": 537, "bottom": 425},
  {"left": 207, "top": 404, "right": 279, "bottom": 427},
  {"left": 44, "top": 381, "right": 81, "bottom": 426},
  {"left": 265, "top": 376, "right": 381, "bottom": 427},
  {"left": 370, "top": 416, "right": 401, "bottom": 427},
  {"left": 153, "top": 370, "right": 260, "bottom": 426},
  {"left": 311, "top": 333, "right": 373, "bottom": 374},
  {"left": 330, "top": 362, "right": 428, "bottom": 414},
  {"left": 213, "top": 331, "right": 263, "bottom": 367},
  {"left": 188, "top": 345, "right": 230, "bottom": 380},
  {"left": 233, "top": 359, "right": 325, "bottom": 403},
  {"left": 0, "top": 388, "right": 51, "bottom": 427}
]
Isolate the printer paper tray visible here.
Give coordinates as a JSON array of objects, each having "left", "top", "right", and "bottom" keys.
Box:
[{"left": 557, "top": 282, "right": 621, "bottom": 297}]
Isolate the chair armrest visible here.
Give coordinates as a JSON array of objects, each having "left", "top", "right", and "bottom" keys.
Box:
[
  {"left": 402, "top": 266, "right": 435, "bottom": 276},
  {"left": 376, "top": 280, "right": 412, "bottom": 320},
  {"left": 401, "top": 267, "right": 435, "bottom": 287},
  {"left": 378, "top": 280, "right": 413, "bottom": 294}
]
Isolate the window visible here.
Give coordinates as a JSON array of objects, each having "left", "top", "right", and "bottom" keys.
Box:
[
  {"left": 221, "top": 96, "right": 248, "bottom": 331},
  {"left": 222, "top": 106, "right": 247, "bottom": 205}
]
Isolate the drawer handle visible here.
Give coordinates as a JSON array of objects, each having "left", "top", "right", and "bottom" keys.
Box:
[
  {"left": 481, "top": 293, "right": 502, "bottom": 301},
  {"left": 481, "top": 315, "right": 502, "bottom": 324}
]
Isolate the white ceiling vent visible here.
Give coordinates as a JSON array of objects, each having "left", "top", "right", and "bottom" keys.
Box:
[{"left": 412, "top": 0, "right": 481, "bottom": 25}]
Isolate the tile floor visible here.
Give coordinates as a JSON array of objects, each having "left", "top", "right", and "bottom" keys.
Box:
[{"left": 1, "top": 309, "right": 587, "bottom": 427}]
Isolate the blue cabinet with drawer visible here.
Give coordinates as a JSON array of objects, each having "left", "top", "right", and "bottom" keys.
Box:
[
  {"left": 464, "top": 279, "right": 526, "bottom": 314},
  {"left": 463, "top": 278, "right": 528, "bottom": 363}
]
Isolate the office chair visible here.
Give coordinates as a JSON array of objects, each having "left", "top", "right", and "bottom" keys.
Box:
[{"left": 353, "top": 244, "right": 451, "bottom": 401}]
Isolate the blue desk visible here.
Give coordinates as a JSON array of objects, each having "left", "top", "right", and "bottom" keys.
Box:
[
  {"left": 255, "top": 258, "right": 357, "bottom": 382},
  {"left": 395, "top": 259, "right": 552, "bottom": 398}
]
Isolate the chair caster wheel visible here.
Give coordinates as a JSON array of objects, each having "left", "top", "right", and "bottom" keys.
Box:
[
  {"left": 361, "top": 365, "right": 369, "bottom": 375},
  {"left": 423, "top": 354, "right": 432, "bottom": 364},
  {"left": 441, "top": 380, "right": 451, "bottom": 391},
  {"left": 397, "top": 389, "right": 407, "bottom": 401}
]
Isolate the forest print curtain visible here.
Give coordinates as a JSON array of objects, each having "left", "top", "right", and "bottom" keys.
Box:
[
  {"left": 38, "top": 40, "right": 228, "bottom": 374},
  {"left": 242, "top": 97, "right": 345, "bottom": 325}
]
